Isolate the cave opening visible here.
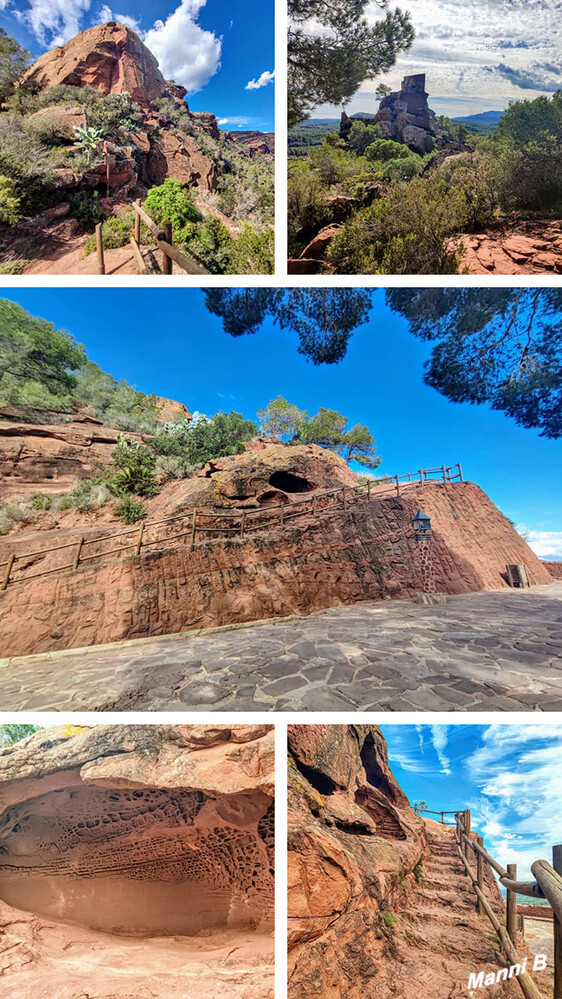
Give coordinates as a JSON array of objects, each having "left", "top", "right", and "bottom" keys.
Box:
[
  {"left": 360, "top": 735, "right": 397, "bottom": 800},
  {"left": 0, "top": 782, "right": 274, "bottom": 938},
  {"left": 293, "top": 757, "right": 336, "bottom": 796},
  {"left": 268, "top": 471, "right": 314, "bottom": 493}
]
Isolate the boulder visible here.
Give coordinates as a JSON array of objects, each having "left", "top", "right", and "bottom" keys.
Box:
[
  {"left": 20, "top": 22, "right": 167, "bottom": 104},
  {"left": 28, "top": 104, "right": 87, "bottom": 142},
  {"left": 147, "top": 130, "right": 219, "bottom": 190},
  {"left": 299, "top": 224, "right": 341, "bottom": 260},
  {"left": 190, "top": 111, "right": 221, "bottom": 140}
]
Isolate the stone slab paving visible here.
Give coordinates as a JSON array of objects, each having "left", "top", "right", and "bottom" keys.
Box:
[{"left": 2, "top": 582, "right": 562, "bottom": 712}]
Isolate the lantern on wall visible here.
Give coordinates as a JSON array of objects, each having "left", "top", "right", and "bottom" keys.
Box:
[{"left": 412, "top": 509, "right": 431, "bottom": 541}]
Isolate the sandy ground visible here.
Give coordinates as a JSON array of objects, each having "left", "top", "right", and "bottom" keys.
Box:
[
  {"left": 0, "top": 900, "right": 274, "bottom": 999},
  {"left": 524, "top": 917, "right": 554, "bottom": 967}
]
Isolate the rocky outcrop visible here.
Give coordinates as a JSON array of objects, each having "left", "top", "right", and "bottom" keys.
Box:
[
  {"left": 299, "top": 224, "right": 342, "bottom": 260},
  {"left": 146, "top": 128, "right": 219, "bottom": 190},
  {"left": 20, "top": 22, "right": 167, "bottom": 104},
  {"left": 452, "top": 220, "right": 562, "bottom": 274},
  {"left": 0, "top": 401, "right": 190, "bottom": 501},
  {"left": 288, "top": 724, "right": 536, "bottom": 999},
  {"left": 28, "top": 104, "right": 87, "bottom": 140},
  {"left": 0, "top": 474, "right": 553, "bottom": 656},
  {"left": 340, "top": 75, "right": 438, "bottom": 155},
  {"left": 0, "top": 723, "right": 274, "bottom": 997},
  {"left": 226, "top": 131, "right": 275, "bottom": 155}
]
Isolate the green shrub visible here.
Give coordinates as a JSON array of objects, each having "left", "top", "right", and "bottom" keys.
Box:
[
  {"left": 365, "top": 138, "right": 411, "bottom": 162},
  {"left": 381, "top": 911, "right": 397, "bottom": 928},
  {"left": 84, "top": 212, "right": 134, "bottom": 255},
  {"left": 68, "top": 190, "right": 104, "bottom": 229},
  {"left": 327, "top": 177, "right": 464, "bottom": 274},
  {"left": 188, "top": 216, "right": 233, "bottom": 273},
  {"left": 0, "top": 114, "right": 57, "bottom": 211},
  {"left": 347, "top": 121, "right": 383, "bottom": 155},
  {"left": 0, "top": 260, "right": 28, "bottom": 274},
  {"left": 30, "top": 492, "right": 52, "bottom": 511},
  {"left": 113, "top": 495, "right": 146, "bottom": 524},
  {"left": 53, "top": 479, "right": 111, "bottom": 513},
  {"left": 413, "top": 857, "right": 424, "bottom": 883},
  {"left": 288, "top": 160, "right": 331, "bottom": 250},
  {"left": 0, "top": 174, "right": 21, "bottom": 225},
  {"left": 227, "top": 223, "right": 274, "bottom": 275},
  {"left": 380, "top": 154, "right": 422, "bottom": 182},
  {"left": 111, "top": 437, "right": 158, "bottom": 497},
  {"left": 144, "top": 178, "right": 202, "bottom": 242}
]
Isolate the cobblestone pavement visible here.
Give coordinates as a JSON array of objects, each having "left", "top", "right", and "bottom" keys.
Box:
[{"left": 2, "top": 582, "right": 562, "bottom": 712}]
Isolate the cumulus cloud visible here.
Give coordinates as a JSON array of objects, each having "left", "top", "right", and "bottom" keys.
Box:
[
  {"left": 467, "top": 725, "right": 562, "bottom": 879},
  {"left": 21, "top": 0, "right": 92, "bottom": 46},
  {"left": 96, "top": 3, "right": 140, "bottom": 31},
  {"left": 217, "top": 115, "right": 253, "bottom": 127},
  {"left": 143, "top": 0, "right": 221, "bottom": 94},
  {"left": 245, "top": 69, "right": 274, "bottom": 90},
  {"left": 519, "top": 528, "right": 562, "bottom": 560}
]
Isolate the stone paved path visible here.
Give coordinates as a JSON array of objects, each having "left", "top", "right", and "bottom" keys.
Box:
[{"left": 2, "top": 582, "right": 562, "bottom": 712}]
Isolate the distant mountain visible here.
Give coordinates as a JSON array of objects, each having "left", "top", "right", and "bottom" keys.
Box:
[{"left": 451, "top": 110, "right": 504, "bottom": 135}]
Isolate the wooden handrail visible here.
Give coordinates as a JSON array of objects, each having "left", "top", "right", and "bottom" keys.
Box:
[
  {"left": 130, "top": 202, "right": 209, "bottom": 276},
  {"left": 0, "top": 461, "right": 463, "bottom": 589}
]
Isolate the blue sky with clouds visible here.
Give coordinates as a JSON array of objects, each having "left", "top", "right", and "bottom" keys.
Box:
[
  {"left": 2, "top": 288, "right": 561, "bottom": 559},
  {"left": 383, "top": 724, "right": 562, "bottom": 882},
  {"left": 0, "top": 0, "right": 274, "bottom": 131},
  {"left": 312, "top": 0, "right": 562, "bottom": 119}
]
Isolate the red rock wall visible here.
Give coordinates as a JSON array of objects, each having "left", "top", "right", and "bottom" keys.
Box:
[
  {"left": 543, "top": 561, "right": 562, "bottom": 579},
  {"left": 0, "top": 482, "right": 553, "bottom": 656}
]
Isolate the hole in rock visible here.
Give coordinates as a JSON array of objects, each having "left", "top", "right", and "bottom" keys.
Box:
[
  {"left": 268, "top": 471, "right": 314, "bottom": 493},
  {"left": 360, "top": 734, "right": 398, "bottom": 800},
  {"left": 294, "top": 758, "right": 336, "bottom": 796},
  {"left": 0, "top": 783, "right": 274, "bottom": 938},
  {"left": 257, "top": 489, "right": 286, "bottom": 507}
]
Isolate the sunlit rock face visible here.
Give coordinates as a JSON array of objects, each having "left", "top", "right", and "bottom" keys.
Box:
[{"left": 0, "top": 724, "right": 275, "bottom": 936}]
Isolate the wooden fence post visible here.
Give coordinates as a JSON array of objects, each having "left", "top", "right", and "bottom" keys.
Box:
[
  {"left": 458, "top": 462, "right": 463, "bottom": 482},
  {"left": 104, "top": 142, "right": 110, "bottom": 198},
  {"left": 441, "top": 811, "right": 444, "bottom": 824},
  {"left": 419, "top": 469, "right": 423, "bottom": 483},
  {"left": 280, "top": 504, "right": 284, "bottom": 527},
  {"left": 367, "top": 479, "right": 371, "bottom": 501},
  {"left": 342, "top": 486, "right": 347, "bottom": 511},
  {"left": 134, "top": 200, "right": 141, "bottom": 244},
  {"left": 553, "top": 844, "right": 562, "bottom": 999},
  {"left": 190, "top": 508, "right": 197, "bottom": 550},
  {"left": 442, "top": 465, "right": 446, "bottom": 482},
  {"left": 507, "top": 863, "right": 517, "bottom": 943},
  {"left": 73, "top": 537, "right": 84, "bottom": 569},
  {"left": 1, "top": 554, "right": 14, "bottom": 591},
  {"left": 477, "top": 836, "right": 484, "bottom": 913},
  {"left": 395, "top": 474, "right": 400, "bottom": 497},
  {"left": 312, "top": 495, "right": 317, "bottom": 516},
  {"left": 95, "top": 222, "right": 105, "bottom": 275},
  {"left": 135, "top": 523, "right": 144, "bottom": 557},
  {"left": 162, "top": 221, "right": 173, "bottom": 274},
  {"left": 241, "top": 510, "right": 246, "bottom": 539}
]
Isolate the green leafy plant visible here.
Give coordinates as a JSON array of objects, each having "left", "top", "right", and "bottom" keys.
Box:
[
  {"left": 73, "top": 124, "right": 105, "bottom": 163},
  {"left": 0, "top": 174, "right": 21, "bottom": 225},
  {"left": 84, "top": 212, "right": 135, "bottom": 255},
  {"left": 113, "top": 495, "right": 146, "bottom": 523},
  {"left": 381, "top": 911, "right": 397, "bottom": 928},
  {"left": 413, "top": 857, "right": 424, "bottom": 883},
  {"left": 110, "top": 437, "right": 158, "bottom": 497}
]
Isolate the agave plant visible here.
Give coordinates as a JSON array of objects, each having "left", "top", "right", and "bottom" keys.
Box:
[{"left": 73, "top": 124, "right": 105, "bottom": 163}]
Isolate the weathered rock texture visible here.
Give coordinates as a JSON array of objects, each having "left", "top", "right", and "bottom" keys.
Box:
[
  {"left": 0, "top": 459, "right": 553, "bottom": 656},
  {"left": 544, "top": 561, "right": 562, "bottom": 579},
  {"left": 288, "top": 725, "right": 545, "bottom": 998},
  {"left": 341, "top": 75, "right": 438, "bottom": 155},
  {"left": 452, "top": 220, "right": 562, "bottom": 275},
  {"left": 0, "top": 724, "right": 274, "bottom": 998},
  {"left": 21, "top": 22, "right": 167, "bottom": 104},
  {"left": 0, "top": 401, "right": 190, "bottom": 502}
]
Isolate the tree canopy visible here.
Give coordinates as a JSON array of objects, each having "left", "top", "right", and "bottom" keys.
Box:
[
  {"left": 0, "top": 28, "right": 30, "bottom": 104},
  {"left": 0, "top": 299, "right": 87, "bottom": 399},
  {"left": 288, "top": 0, "right": 414, "bottom": 128},
  {"left": 386, "top": 288, "right": 562, "bottom": 439},
  {"left": 257, "top": 396, "right": 381, "bottom": 469}
]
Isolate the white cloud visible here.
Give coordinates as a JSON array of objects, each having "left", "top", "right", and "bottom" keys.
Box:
[
  {"left": 315, "top": 0, "right": 562, "bottom": 117},
  {"left": 143, "top": 0, "right": 221, "bottom": 94},
  {"left": 96, "top": 3, "right": 140, "bottom": 31},
  {"left": 467, "top": 725, "right": 562, "bottom": 879},
  {"left": 22, "top": 0, "right": 92, "bottom": 46},
  {"left": 518, "top": 527, "right": 562, "bottom": 560},
  {"left": 217, "top": 115, "right": 253, "bottom": 128},
  {"left": 431, "top": 724, "right": 451, "bottom": 775},
  {"left": 245, "top": 69, "right": 274, "bottom": 90}
]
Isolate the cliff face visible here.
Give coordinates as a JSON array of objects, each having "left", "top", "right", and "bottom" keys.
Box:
[
  {"left": 0, "top": 469, "right": 553, "bottom": 656},
  {"left": 0, "top": 723, "right": 274, "bottom": 998},
  {"left": 287, "top": 725, "right": 530, "bottom": 999},
  {"left": 21, "top": 22, "right": 167, "bottom": 104}
]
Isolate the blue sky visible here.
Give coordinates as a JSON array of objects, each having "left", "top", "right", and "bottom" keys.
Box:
[
  {"left": 0, "top": 0, "right": 274, "bottom": 131},
  {"left": 383, "top": 724, "right": 562, "bottom": 882},
  {"left": 313, "top": 0, "right": 561, "bottom": 119},
  {"left": 3, "top": 287, "right": 561, "bottom": 559}
]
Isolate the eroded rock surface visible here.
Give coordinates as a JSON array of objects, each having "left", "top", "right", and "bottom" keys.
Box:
[
  {"left": 0, "top": 724, "right": 274, "bottom": 998},
  {"left": 288, "top": 725, "right": 545, "bottom": 998},
  {"left": 453, "top": 220, "right": 562, "bottom": 274}
]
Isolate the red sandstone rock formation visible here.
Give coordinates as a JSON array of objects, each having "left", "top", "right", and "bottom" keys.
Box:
[
  {"left": 0, "top": 400, "right": 190, "bottom": 502},
  {"left": 226, "top": 131, "right": 275, "bottom": 155},
  {"left": 0, "top": 723, "right": 274, "bottom": 998},
  {"left": 0, "top": 462, "right": 553, "bottom": 655},
  {"left": 20, "top": 22, "right": 167, "bottom": 104},
  {"left": 288, "top": 725, "right": 545, "bottom": 998},
  {"left": 451, "top": 221, "right": 562, "bottom": 275}
]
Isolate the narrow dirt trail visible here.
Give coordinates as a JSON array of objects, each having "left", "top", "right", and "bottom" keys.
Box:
[{"left": 384, "top": 820, "right": 549, "bottom": 998}]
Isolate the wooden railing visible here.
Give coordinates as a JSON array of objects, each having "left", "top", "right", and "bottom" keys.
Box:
[
  {"left": 0, "top": 462, "right": 462, "bottom": 591},
  {"left": 94, "top": 201, "right": 209, "bottom": 276},
  {"left": 452, "top": 808, "right": 561, "bottom": 999}
]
